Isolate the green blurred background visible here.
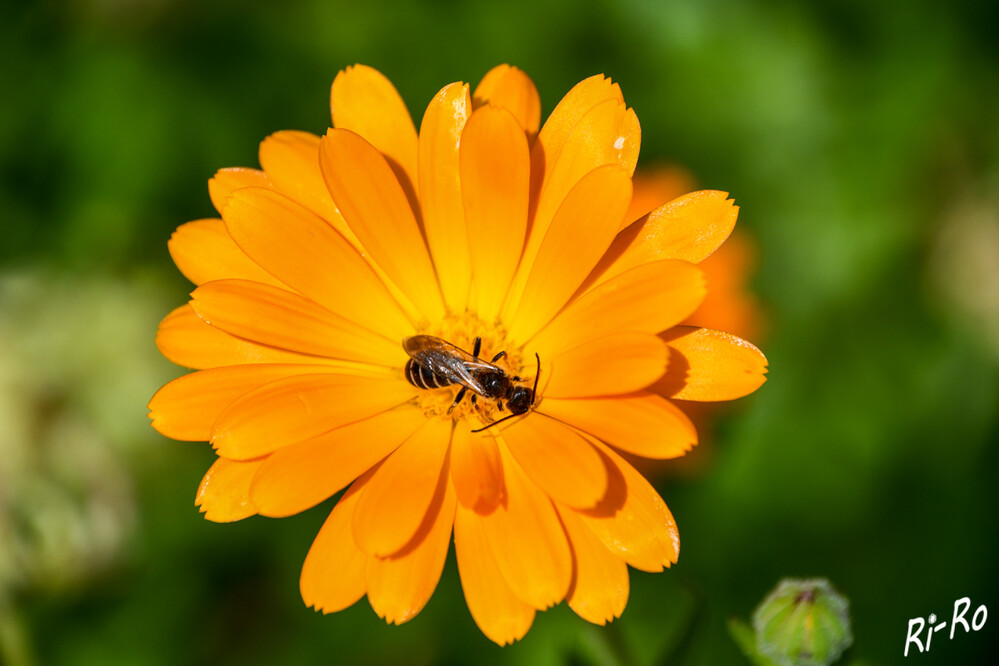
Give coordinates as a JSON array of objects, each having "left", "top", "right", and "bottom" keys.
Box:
[{"left": 2, "top": 0, "right": 997, "bottom": 664}]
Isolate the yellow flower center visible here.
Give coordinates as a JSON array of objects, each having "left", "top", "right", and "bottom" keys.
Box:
[{"left": 410, "top": 313, "right": 530, "bottom": 425}]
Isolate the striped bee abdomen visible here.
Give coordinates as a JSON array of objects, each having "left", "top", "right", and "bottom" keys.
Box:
[{"left": 405, "top": 359, "right": 453, "bottom": 390}]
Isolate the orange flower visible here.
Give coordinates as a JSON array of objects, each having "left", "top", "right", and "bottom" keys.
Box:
[{"left": 148, "top": 64, "right": 768, "bottom": 645}]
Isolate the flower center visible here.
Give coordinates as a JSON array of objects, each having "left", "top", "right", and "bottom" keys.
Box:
[{"left": 409, "top": 313, "right": 529, "bottom": 426}]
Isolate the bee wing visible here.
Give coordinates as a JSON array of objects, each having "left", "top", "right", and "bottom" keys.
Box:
[{"left": 403, "top": 336, "right": 490, "bottom": 396}]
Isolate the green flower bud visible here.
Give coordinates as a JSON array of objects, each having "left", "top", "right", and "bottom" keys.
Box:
[{"left": 752, "top": 578, "right": 853, "bottom": 666}]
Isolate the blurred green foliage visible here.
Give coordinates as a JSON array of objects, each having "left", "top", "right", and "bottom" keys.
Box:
[{"left": 2, "top": 0, "right": 997, "bottom": 664}]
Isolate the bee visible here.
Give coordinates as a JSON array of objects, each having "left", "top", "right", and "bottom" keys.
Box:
[{"left": 403, "top": 335, "right": 540, "bottom": 431}]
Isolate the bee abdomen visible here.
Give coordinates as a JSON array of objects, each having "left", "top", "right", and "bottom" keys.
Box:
[{"left": 405, "top": 359, "right": 452, "bottom": 390}]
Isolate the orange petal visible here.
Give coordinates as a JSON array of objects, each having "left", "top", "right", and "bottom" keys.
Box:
[
  {"left": 556, "top": 505, "right": 629, "bottom": 625},
  {"left": 478, "top": 443, "right": 572, "bottom": 610},
  {"left": 543, "top": 332, "right": 669, "bottom": 398},
  {"left": 257, "top": 131, "right": 352, "bottom": 240},
  {"left": 459, "top": 106, "right": 530, "bottom": 322},
  {"left": 473, "top": 65, "right": 541, "bottom": 139},
  {"left": 300, "top": 474, "right": 371, "bottom": 614},
  {"left": 168, "top": 219, "right": 284, "bottom": 288},
  {"left": 156, "top": 304, "right": 351, "bottom": 370},
  {"left": 331, "top": 65, "right": 419, "bottom": 217},
  {"left": 195, "top": 457, "right": 264, "bottom": 522},
  {"left": 189, "top": 279, "right": 405, "bottom": 366},
  {"left": 625, "top": 165, "right": 696, "bottom": 228},
  {"left": 249, "top": 407, "right": 427, "bottom": 518},
  {"left": 540, "top": 393, "right": 696, "bottom": 459},
  {"left": 222, "top": 188, "right": 412, "bottom": 339},
  {"left": 506, "top": 96, "right": 639, "bottom": 321},
  {"left": 212, "top": 373, "right": 415, "bottom": 460},
  {"left": 591, "top": 191, "right": 739, "bottom": 288},
  {"left": 207, "top": 167, "right": 272, "bottom": 215},
  {"left": 506, "top": 165, "right": 632, "bottom": 343},
  {"left": 418, "top": 81, "right": 472, "bottom": 313},
  {"left": 352, "top": 418, "right": 452, "bottom": 557},
  {"left": 320, "top": 129, "right": 445, "bottom": 321},
  {"left": 149, "top": 364, "right": 347, "bottom": 441},
  {"left": 652, "top": 326, "right": 768, "bottom": 401},
  {"left": 529, "top": 259, "right": 705, "bottom": 361},
  {"left": 531, "top": 75, "right": 624, "bottom": 198},
  {"left": 450, "top": 425, "right": 504, "bottom": 514},
  {"left": 572, "top": 438, "right": 679, "bottom": 572},
  {"left": 499, "top": 416, "right": 606, "bottom": 509},
  {"left": 366, "top": 459, "right": 456, "bottom": 625},
  {"left": 454, "top": 504, "right": 535, "bottom": 646}
]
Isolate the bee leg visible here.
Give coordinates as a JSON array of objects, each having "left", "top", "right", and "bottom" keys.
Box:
[
  {"left": 471, "top": 394, "right": 478, "bottom": 407},
  {"left": 472, "top": 336, "right": 482, "bottom": 359},
  {"left": 497, "top": 400, "right": 504, "bottom": 412},
  {"left": 490, "top": 350, "right": 506, "bottom": 363},
  {"left": 448, "top": 386, "right": 469, "bottom": 414}
]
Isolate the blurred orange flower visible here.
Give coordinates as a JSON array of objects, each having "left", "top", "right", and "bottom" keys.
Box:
[{"left": 148, "top": 64, "right": 767, "bottom": 645}]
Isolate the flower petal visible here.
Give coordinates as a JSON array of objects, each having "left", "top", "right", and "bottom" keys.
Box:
[
  {"left": 450, "top": 424, "right": 504, "bottom": 514},
  {"left": 222, "top": 188, "right": 412, "bottom": 340},
  {"left": 478, "top": 443, "right": 572, "bottom": 610},
  {"left": 207, "top": 167, "right": 272, "bottom": 216},
  {"left": 320, "top": 129, "right": 445, "bottom": 321},
  {"left": 189, "top": 279, "right": 405, "bottom": 366},
  {"left": 258, "top": 131, "right": 350, "bottom": 239},
  {"left": 352, "top": 417, "right": 452, "bottom": 557},
  {"left": 543, "top": 332, "right": 669, "bottom": 398},
  {"left": 459, "top": 106, "right": 530, "bottom": 322},
  {"left": 249, "top": 407, "right": 427, "bottom": 518},
  {"left": 572, "top": 438, "right": 679, "bottom": 572},
  {"left": 506, "top": 165, "right": 633, "bottom": 343},
  {"left": 418, "top": 81, "right": 472, "bottom": 313},
  {"left": 591, "top": 191, "right": 739, "bottom": 288},
  {"left": 652, "top": 326, "right": 768, "bottom": 401},
  {"left": 331, "top": 64, "right": 419, "bottom": 217},
  {"left": 300, "top": 473, "right": 371, "bottom": 614},
  {"left": 540, "top": 393, "right": 696, "bottom": 459},
  {"left": 473, "top": 65, "right": 541, "bottom": 139},
  {"left": 556, "top": 505, "right": 629, "bottom": 625},
  {"left": 155, "top": 304, "right": 348, "bottom": 370},
  {"left": 195, "top": 457, "right": 264, "bottom": 522},
  {"left": 505, "top": 93, "right": 640, "bottom": 321},
  {"left": 529, "top": 259, "right": 705, "bottom": 360},
  {"left": 366, "top": 460, "right": 457, "bottom": 625},
  {"left": 168, "top": 219, "right": 284, "bottom": 288},
  {"left": 148, "top": 364, "right": 354, "bottom": 441},
  {"left": 212, "top": 373, "right": 415, "bottom": 460},
  {"left": 499, "top": 416, "right": 606, "bottom": 509},
  {"left": 454, "top": 504, "right": 535, "bottom": 646}
]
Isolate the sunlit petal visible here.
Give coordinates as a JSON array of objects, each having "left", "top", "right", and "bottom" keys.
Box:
[
  {"left": 473, "top": 64, "right": 542, "bottom": 139},
  {"left": 168, "top": 219, "right": 284, "bottom": 288},
  {"left": 556, "top": 504, "right": 629, "bottom": 625},
  {"left": 249, "top": 407, "right": 427, "bottom": 517},
  {"left": 652, "top": 326, "right": 768, "bottom": 401},
  {"left": 189, "top": 279, "right": 405, "bottom": 365},
  {"left": 460, "top": 106, "right": 530, "bottom": 321},
  {"left": 455, "top": 504, "right": 535, "bottom": 646},
  {"left": 543, "top": 332, "right": 669, "bottom": 398},
  {"left": 208, "top": 167, "right": 272, "bottom": 215},
  {"left": 332, "top": 64, "right": 419, "bottom": 216},
  {"left": 320, "top": 128, "right": 445, "bottom": 321},
  {"left": 352, "top": 418, "right": 453, "bottom": 557},
  {"left": 196, "top": 457, "right": 265, "bottom": 523},
  {"left": 450, "top": 424, "right": 504, "bottom": 514},
  {"left": 418, "top": 81, "right": 472, "bottom": 312},
  {"left": 541, "top": 393, "right": 696, "bottom": 459},
  {"left": 212, "top": 373, "right": 415, "bottom": 460},
  {"left": 300, "top": 473, "right": 373, "bottom": 614},
  {"left": 478, "top": 443, "right": 572, "bottom": 609}
]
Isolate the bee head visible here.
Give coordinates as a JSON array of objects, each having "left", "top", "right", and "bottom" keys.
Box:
[{"left": 506, "top": 386, "right": 534, "bottom": 415}]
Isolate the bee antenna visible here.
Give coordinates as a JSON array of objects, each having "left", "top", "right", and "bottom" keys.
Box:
[
  {"left": 531, "top": 353, "right": 541, "bottom": 405},
  {"left": 471, "top": 412, "right": 522, "bottom": 433}
]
